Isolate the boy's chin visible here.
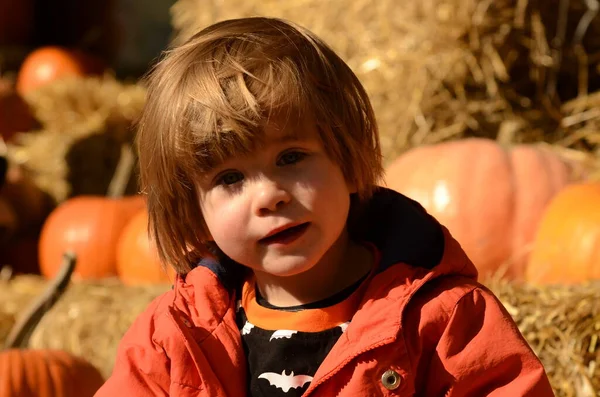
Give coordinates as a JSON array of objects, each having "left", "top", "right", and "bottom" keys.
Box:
[{"left": 251, "top": 258, "right": 319, "bottom": 278}]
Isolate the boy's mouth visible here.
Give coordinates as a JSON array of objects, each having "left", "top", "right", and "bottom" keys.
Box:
[{"left": 259, "top": 222, "right": 310, "bottom": 245}]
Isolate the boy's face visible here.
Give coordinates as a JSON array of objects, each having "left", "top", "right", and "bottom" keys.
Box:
[{"left": 196, "top": 116, "right": 355, "bottom": 278}]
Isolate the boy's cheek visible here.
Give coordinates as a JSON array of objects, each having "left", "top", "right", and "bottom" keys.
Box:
[{"left": 209, "top": 208, "right": 246, "bottom": 239}]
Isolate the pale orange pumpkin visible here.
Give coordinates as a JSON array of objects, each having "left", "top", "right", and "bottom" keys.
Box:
[
  {"left": 526, "top": 183, "right": 600, "bottom": 284},
  {"left": 116, "top": 209, "right": 176, "bottom": 285},
  {"left": 38, "top": 195, "right": 145, "bottom": 280},
  {"left": 384, "top": 138, "right": 584, "bottom": 280},
  {"left": 0, "top": 349, "right": 104, "bottom": 397}
]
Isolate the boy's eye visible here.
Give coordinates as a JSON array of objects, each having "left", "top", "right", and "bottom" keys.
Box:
[
  {"left": 216, "top": 171, "right": 244, "bottom": 186},
  {"left": 277, "top": 151, "right": 306, "bottom": 166}
]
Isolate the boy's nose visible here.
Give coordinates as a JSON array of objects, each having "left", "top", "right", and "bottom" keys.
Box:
[{"left": 253, "top": 180, "right": 291, "bottom": 215}]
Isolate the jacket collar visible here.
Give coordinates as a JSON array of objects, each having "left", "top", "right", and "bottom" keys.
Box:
[{"left": 350, "top": 187, "right": 445, "bottom": 272}]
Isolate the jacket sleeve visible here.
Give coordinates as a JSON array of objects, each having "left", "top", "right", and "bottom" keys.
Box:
[
  {"left": 94, "top": 297, "right": 171, "bottom": 397},
  {"left": 424, "top": 286, "right": 555, "bottom": 396}
]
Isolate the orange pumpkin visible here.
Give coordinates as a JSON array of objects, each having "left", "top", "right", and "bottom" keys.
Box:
[
  {"left": 0, "top": 79, "right": 37, "bottom": 142},
  {"left": 526, "top": 183, "right": 600, "bottom": 284},
  {"left": 116, "top": 209, "right": 175, "bottom": 285},
  {"left": 384, "top": 138, "right": 583, "bottom": 280},
  {"left": 0, "top": 349, "right": 104, "bottom": 397},
  {"left": 39, "top": 195, "right": 145, "bottom": 280},
  {"left": 16, "top": 47, "right": 105, "bottom": 95}
]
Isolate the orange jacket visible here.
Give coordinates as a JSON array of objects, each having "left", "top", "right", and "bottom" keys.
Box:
[{"left": 95, "top": 189, "right": 555, "bottom": 396}]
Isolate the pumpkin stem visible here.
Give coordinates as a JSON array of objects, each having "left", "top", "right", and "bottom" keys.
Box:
[
  {"left": 3, "top": 251, "right": 77, "bottom": 350},
  {"left": 106, "top": 143, "right": 136, "bottom": 198}
]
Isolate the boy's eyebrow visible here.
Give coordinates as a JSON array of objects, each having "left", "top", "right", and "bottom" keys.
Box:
[
  {"left": 271, "top": 132, "right": 303, "bottom": 143},
  {"left": 266, "top": 122, "right": 309, "bottom": 143}
]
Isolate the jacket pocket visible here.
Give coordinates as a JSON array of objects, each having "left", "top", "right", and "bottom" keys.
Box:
[{"left": 310, "top": 343, "right": 416, "bottom": 396}]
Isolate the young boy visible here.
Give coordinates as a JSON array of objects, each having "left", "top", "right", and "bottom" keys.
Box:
[{"left": 95, "top": 17, "right": 554, "bottom": 397}]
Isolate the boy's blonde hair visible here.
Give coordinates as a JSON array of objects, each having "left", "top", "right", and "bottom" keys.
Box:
[{"left": 137, "top": 17, "right": 383, "bottom": 273}]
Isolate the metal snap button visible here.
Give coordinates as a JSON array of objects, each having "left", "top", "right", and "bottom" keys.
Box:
[{"left": 381, "top": 369, "right": 402, "bottom": 390}]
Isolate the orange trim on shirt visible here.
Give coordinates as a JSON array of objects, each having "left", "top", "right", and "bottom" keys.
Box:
[{"left": 241, "top": 242, "right": 381, "bottom": 332}]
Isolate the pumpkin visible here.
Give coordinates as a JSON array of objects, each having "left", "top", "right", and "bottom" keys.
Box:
[
  {"left": 38, "top": 195, "right": 145, "bottom": 280},
  {"left": 525, "top": 183, "right": 600, "bottom": 284},
  {"left": 0, "top": 79, "right": 37, "bottom": 142},
  {"left": 16, "top": 47, "right": 105, "bottom": 95},
  {"left": 116, "top": 209, "right": 176, "bottom": 285},
  {"left": 384, "top": 138, "right": 583, "bottom": 280},
  {"left": 0, "top": 349, "right": 104, "bottom": 397}
]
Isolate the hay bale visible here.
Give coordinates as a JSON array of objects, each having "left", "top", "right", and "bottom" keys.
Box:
[
  {"left": 170, "top": 0, "right": 600, "bottom": 161},
  {"left": 0, "top": 275, "right": 169, "bottom": 379},
  {"left": 21, "top": 74, "right": 145, "bottom": 134},
  {"left": 6, "top": 75, "right": 146, "bottom": 203},
  {"left": 486, "top": 278, "right": 600, "bottom": 397}
]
